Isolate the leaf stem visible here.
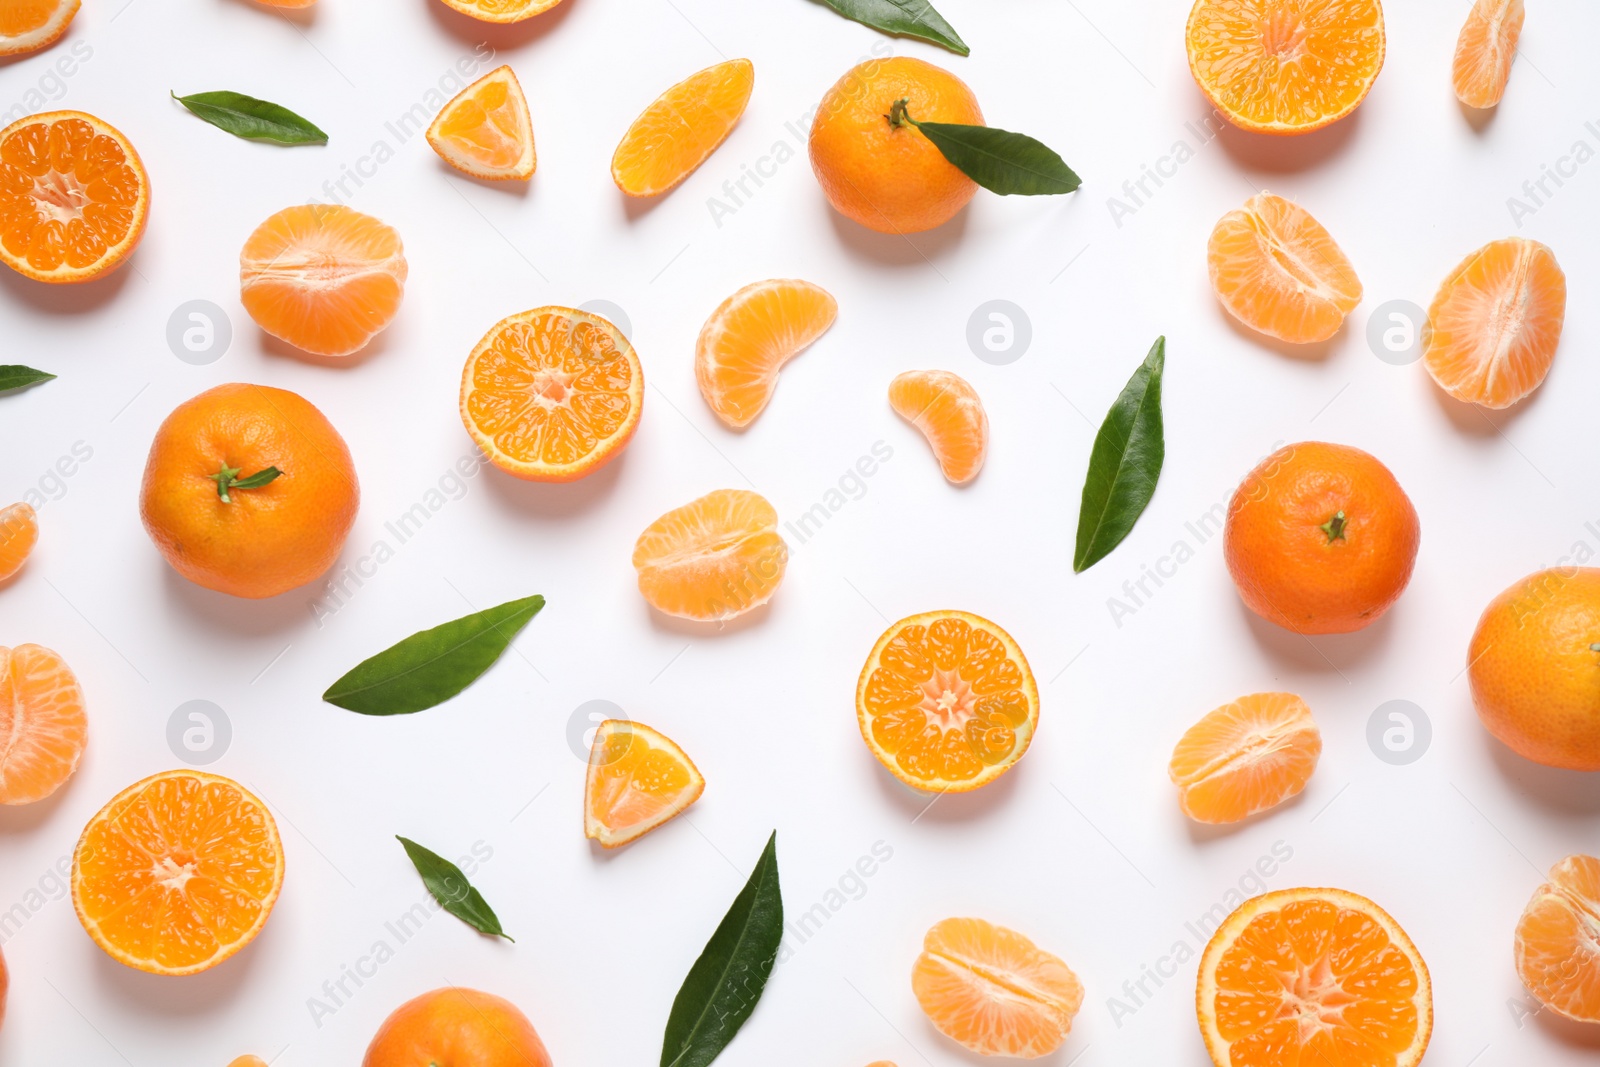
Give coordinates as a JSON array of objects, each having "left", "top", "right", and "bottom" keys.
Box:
[
  {"left": 210, "top": 464, "right": 282, "bottom": 503},
  {"left": 886, "top": 98, "right": 918, "bottom": 130},
  {"left": 1319, "top": 511, "right": 1348, "bottom": 543}
]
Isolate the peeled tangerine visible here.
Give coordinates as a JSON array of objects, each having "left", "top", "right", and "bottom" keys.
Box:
[
  {"left": 0, "top": 503, "right": 38, "bottom": 582},
  {"left": 426, "top": 65, "right": 535, "bottom": 181},
  {"left": 1516, "top": 854, "right": 1600, "bottom": 1023},
  {"left": 696, "top": 279, "right": 837, "bottom": 429},
  {"left": 0, "top": 644, "right": 87, "bottom": 805},
  {"left": 584, "top": 720, "right": 704, "bottom": 848},
  {"left": 889, "top": 371, "right": 988, "bottom": 484},
  {"left": 1422, "top": 237, "right": 1565, "bottom": 409},
  {"left": 1208, "top": 193, "right": 1361, "bottom": 344},
  {"left": 1169, "top": 693, "right": 1321, "bottom": 824},
  {"left": 913, "top": 917, "right": 1083, "bottom": 1059},
  {"left": 632, "top": 489, "right": 787, "bottom": 621},
  {"left": 1453, "top": 0, "right": 1525, "bottom": 109}
]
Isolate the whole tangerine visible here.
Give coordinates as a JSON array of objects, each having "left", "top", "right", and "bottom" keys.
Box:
[
  {"left": 809, "top": 56, "right": 982, "bottom": 235},
  {"left": 362, "top": 987, "right": 553, "bottom": 1067},
  {"left": 139, "top": 383, "right": 359, "bottom": 599},
  {"left": 1224, "top": 441, "right": 1419, "bottom": 634},
  {"left": 1468, "top": 568, "right": 1600, "bottom": 771}
]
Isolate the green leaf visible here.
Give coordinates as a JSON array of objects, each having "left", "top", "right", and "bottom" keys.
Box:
[
  {"left": 813, "top": 0, "right": 968, "bottom": 55},
  {"left": 0, "top": 366, "right": 55, "bottom": 393},
  {"left": 396, "top": 836, "right": 512, "bottom": 941},
  {"left": 323, "top": 594, "right": 545, "bottom": 715},
  {"left": 892, "top": 101, "right": 1080, "bottom": 196},
  {"left": 172, "top": 90, "right": 328, "bottom": 145},
  {"left": 661, "top": 832, "right": 783, "bottom": 1067},
  {"left": 1073, "top": 337, "right": 1166, "bottom": 573}
]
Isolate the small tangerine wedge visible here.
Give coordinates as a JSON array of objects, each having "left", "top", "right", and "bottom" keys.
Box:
[
  {"left": 857, "top": 610, "right": 1038, "bottom": 793},
  {"left": 460, "top": 306, "right": 643, "bottom": 482},
  {"left": 0, "top": 502, "right": 38, "bottom": 583},
  {"left": 1422, "top": 237, "right": 1565, "bottom": 409},
  {"left": 1169, "top": 693, "right": 1321, "bottom": 824},
  {"left": 612, "top": 59, "right": 754, "bottom": 197},
  {"left": 1453, "top": 0, "right": 1524, "bottom": 109},
  {"left": 1209, "top": 192, "right": 1362, "bottom": 344},
  {"left": 0, "top": 110, "right": 149, "bottom": 283},
  {"left": 364, "top": 987, "right": 553, "bottom": 1067},
  {"left": 912, "top": 917, "right": 1083, "bottom": 1059},
  {"left": 0, "top": 0, "right": 78, "bottom": 56},
  {"left": 888, "top": 370, "right": 988, "bottom": 485},
  {"left": 72, "top": 770, "right": 284, "bottom": 975},
  {"left": 239, "top": 204, "right": 406, "bottom": 358},
  {"left": 1186, "top": 0, "right": 1386, "bottom": 135},
  {"left": 584, "top": 719, "right": 704, "bottom": 849},
  {"left": 0, "top": 644, "right": 86, "bottom": 805},
  {"left": 435, "top": 0, "right": 563, "bottom": 22},
  {"left": 696, "top": 279, "right": 837, "bottom": 428},
  {"left": 1198, "top": 887, "right": 1432, "bottom": 1067},
  {"left": 632, "top": 489, "right": 787, "bottom": 621},
  {"left": 427, "top": 65, "right": 535, "bottom": 181},
  {"left": 1515, "top": 854, "right": 1600, "bottom": 1022}
]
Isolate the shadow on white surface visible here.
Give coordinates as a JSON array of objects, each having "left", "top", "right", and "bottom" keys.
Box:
[
  {"left": 1483, "top": 733, "right": 1600, "bottom": 816},
  {"left": 1458, "top": 96, "right": 1498, "bottom": 135},
  {"left": 258, "top": 327, "right": 394, "bottom": 370},
  {"left": 0, "top": 775, "right": 78, "bottom": 835},
  {"left": 1234, "top": 595, "right": 1396, "bottom": 676},
  {"left": 1428, "top": 380, "right": 1541, "bottom": 437},
  {"left": 825, "top": 202, "right": 970, "bottom": 268},
  {"left": 867, "top": 753, "right": 1024, "bottom": 824},
  {"left": 224, "top": 0, "right": 316, "bottom": 26},
  {"left": 1534, "top": 1009, "right": 1600, "bottom": 1049},
  {"left": 87, "top": 926, "right": 266, "bottom": 1017},
  {"left": 1214, "top": 298, "right": 1348, "bottom": 364},
  {"left": 621, "top": 188, "right": 673, "bottom": 222},
  {"left": 644, "top": 600, "right": 773, "bottom": 639},
  {"left": 1213, "top": 104, "right": 1364, "bottom": 175},
  {"left": 0, "top": 261, "right": 136, "bottom": 316},
  {"left": 160, "top": 565, "right": 315, "bottom": 637},
  {"left": 481, "top": 449, "right": 628, "bottom": 520},
  {"left": 423, "top": 0, "right": 580, "bottom": 51}
]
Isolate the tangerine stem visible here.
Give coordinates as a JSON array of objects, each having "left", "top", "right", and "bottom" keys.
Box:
[
  {"left": 210, "top": 464, "right": 283, "bottom": 504},
  {"left": 1319, "top": 510, "right": 1347, "bottom": 543},
  {"left": 886, "top": 98, "right": 918, "bottom": 129}
]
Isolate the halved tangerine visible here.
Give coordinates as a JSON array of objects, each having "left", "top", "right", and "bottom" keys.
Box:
[
  {"left": 0, "top": 643, "right": 86, "bottom": 805},
  {"left": 1197, "top": 887, "right": 1432, "bottom": 1067},
  {"left": 631, "top": 489, "right": 787, "bottom": 621},
  {"left": 612, "top": 59, "right": 754, "bottom": 198},
  {"left": 888, "top": 370, "right": 988, "bottom": 484},
  {"left": 1514, "top": 854, "right": 1600, "bottom": 1022},
  {"left": 460, "top": 306, "right": 643, "bottom": 482},
  {"left": 0, "top": 110, "right": 149, "bottom": 283},
  {"left": 436, "top": 0, "right": 563, "bottom": 22},
  {"left": 696, "top": 279, "right": 837, "bottom": 428},
  {"left": 584, "top": 719, "right": 704, "bottom": 848},
  {"left": 1453, "top": 0, "right": 1524, "bottom": 109},
  {"left": 427, "top": 65, "right": 536, "bottom": 181},
  {"left": 1169, "top": 692, "right": 1321, "bottom": 824},
  {"left": 1208, "top": 192, "right": 1362, "bottom": 344},
  {"left": 72, "top": 769, "right": 284, "bottom": 976},
  {"left": 857, "top": 610, "right": 1038, "bottom": 793},
  {"left": 0, "top": 502, "right": 38, "bottom": 583},
  {"left": 0, "top": 0, "right": 78, "bottom": 56}
]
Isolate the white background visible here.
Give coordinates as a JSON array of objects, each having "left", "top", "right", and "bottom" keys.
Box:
[{"left": 2, "top": 0, "right": 1599, "bottom": 1064}]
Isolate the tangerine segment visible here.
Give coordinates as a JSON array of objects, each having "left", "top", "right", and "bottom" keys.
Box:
[
  {"left": 1186, "top": 0, "right": 1385, "bottom": 135},
  {"left": 1453, "top": 0, "right": 1524, "bottom": 109},
  {"left": 696, "top": 279, "right": 837, "bottom": 428},
  {"left": 912, "top": 917, "right": 1083, "bottom": 1059},
  {"left": 857, "top": 611, "right": 1038, "bottom": 793},
  {"left": 0, "top": 111, "right": 148, "bottom": 283},
  {"left": 436, "top": 0, "right": 563, "bottom": 22},
  {"left": 888, "top": 370, "right": 988, "bottom": 485},
  {"left": 1422, "top": 237, "right": 1565, "bottom": 409},
  {"left": 0, "top": 0, "right": 78, "bottom": 56},
  {"left": 427, "top": 65, "right": 535, "bottom": 181},
  {"left": 1169, "top": 693, "right": 1321, "bottom": 824},
  {"left": 1197, "top": 888, "right": 1432, "bottom": 1067},
  {"left": 460, "top": 307, "right": 643, "bottom": 482},
  {"left": 632, "top": 489, "right": 787, "bottom": 621},
  {"left": 0, "top": 644, "right": 86, "bottom": 805},
  {"left": 584, "top": 720, "right": 705, "bottom": 849},
  {"left": 1208, "top": 193, "right": 1362, "bottom": 344},
  {"left": 72, "top": 770, "right": 284, "bottom": 976},
  {"left": 1515, "top": 854, "right": 1600, "bottom": 1022},
  {"left": 612, "top": 59, "right": 754, "bottom": 197},
  {"left": 0, "top": 502, "right": 38, "bottom": 582}
]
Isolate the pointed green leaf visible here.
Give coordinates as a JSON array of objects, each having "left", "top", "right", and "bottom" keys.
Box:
[
  {"left": 230, "top": 467, "right": 282, "bottom": 491},
  {"left": 397, "top": 836, "right": 512, "bottom": 941},
  {"left": 1074, "top": 337, "right": 1166, "bottom": 572},
  {"left": 813, "top": 0, "right": 968, "bottom": 55},
  {"left": 172, "top": 90, "right": 328, "bottom": 145},
  {"left": 910, "top": 114, "right": 1080, "bottom": 196},
  {"left": 661, "top": 832, "right": 783, "bottom": 1067},
  {"left": 0, "top": 366, "right": 55, "bottom": 393},
  {"left": 323, "top": 594, "right": 545, "bottom": 715}
]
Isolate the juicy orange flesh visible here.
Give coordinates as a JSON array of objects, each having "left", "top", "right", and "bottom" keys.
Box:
[
  {"left": 1213, "top": 899, "right": 1422, "bottom": 1065},
  {"left": 1516, "top": 855, "right": 1600, "bottom": 1022},
  {"left": 1209, "top": 193, "right": 1361, "bottom": 343},
  {"left": 696, "top": 280, "right": 837, "bottom": 427},
  {"left": 586, "top": 724, "right": 701, "bottom": 841},
  {"left": 0, "top": 644, "right": 86, "bottom": 805},
  {"left": 1189, "top": 0, "right": 1384, "bottom": 130},
  {"left": 1424, "top": 238, "right": 1565, "bottom": 409},
  {"left": 76, "top": 774, "right": 280, "bottom": 972},
  {"left": 1453, "top": 0, "right": 1524, "bottom": 109},
  {"left": 239, "top": 205, "right": 406, "bottom": 358},
  {"left": 444, "top": 0, "right": 557, "bottom": 19},
  {"left": 613, "top": 59, "right": 753, "bottom": 196},
  {"left": 0, "top": 117, "right": 140, "bottom": 274},
  {"left": 0, "top": 502, "right": 38, "bottom": 581},
  {"left": 888, "top": 371, "right": 987, "bottom": 484},
  {"left": 862, "top": 617, "right": 1029, "bottom": 785},
  {"left": 912, "top": 917, "right": 1083, "bottom": 1059},
  {"left": 466, "top": 312, "right": 636, "bottom": 468},
  {"left": 631, "top": 489, "right": 787, "bottom": 621},
  {"left": 1169, "top": 693, "right": 1321, "bottom": 823},
  {"left": 0, "top": 1, "right": 57, "bottom": 35},
  {"left": 434, "top": 71, "right": 531, "bottom": 173}
]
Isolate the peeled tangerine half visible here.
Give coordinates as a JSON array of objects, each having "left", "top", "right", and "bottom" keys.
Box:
[
  {"left": 1515, "top": 854, "right": 1600, "bottom": 1023},
  {"left": 612, "top": 59, "right": 754, "bottom": 198},
  {"left": 889, "top": 370, "right": 988, "bottom": 484},
  {"left": 584, "top": 719, "right": 704, "bottom": 848},
  {"left": 696, "top": 279, "right": 837, "bottom": 429},
  {"left": 427, "top": 65, "right": 536, "bottom": 181},
  {"left": 1453, "top": 0, "right": 1525, "bottom": 109},
  {"left": 1422, "top": 236, "right": 1565, "bottom": 409},
  {"left": 1208, "top": 192, "right": 1362, "bottom": 344},
  {"left": 913, "top": 917, "right": 1084, "bottom": 1059},
  {"left": 239, "top": 205, "right": 407, "bottom": 358},
  {"left": 1169, "top": 692, "right": 1321, "bottom": 824},
  {"left": 0, "top": 644, "right": 87, "bottom": 805},
  {"left": 632, "top": 489, "right": 788, "bottom": 622},
  {"left": 0, "top": 503, "right": 39, "bottom": 582}
]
